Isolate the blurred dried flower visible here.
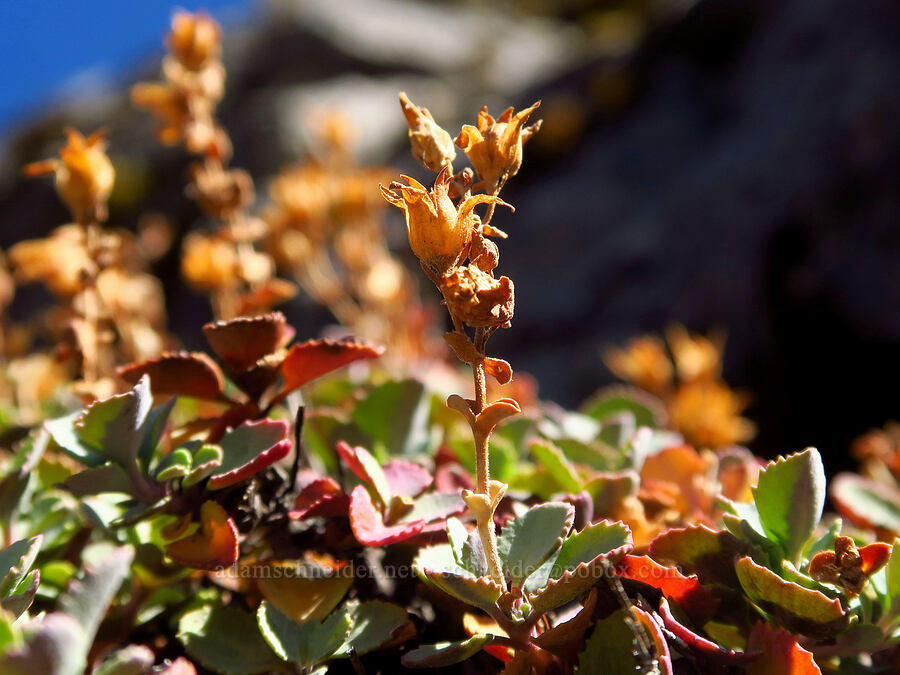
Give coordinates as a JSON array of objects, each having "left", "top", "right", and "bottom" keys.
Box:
[
  {"left": 8, "top": 225, "right": 94, "bottom": 296},
  {"left": 604, "top": 336, "right": 673, "bottom": 396},
  {"left": 398, "top": 91, "right": 456, "bottom": 172},
  {"left": 666, "top": 323, "right": 723, "bottom": 383},
  {"left": 456, "top": 101, "right": 541, "bottom": 193},
  {"left": 380, "top": 168, "right": 511, "bottom": 273},
  {"left": 668, "top": 379, "right": 755, "bottom": 448},
  {"left": 167, "top": 10, "right": 221, "bottom": 71},
  {"left": 181, "top": 232, "right": 240, "bottom": 292},
  {"left": 24, "top": 128, "right": 115, "bottom": 224}
]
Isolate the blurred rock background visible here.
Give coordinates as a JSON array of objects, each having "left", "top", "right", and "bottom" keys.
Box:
[{"left": 1, "top": 0, "right": 898, "bottom": 472}]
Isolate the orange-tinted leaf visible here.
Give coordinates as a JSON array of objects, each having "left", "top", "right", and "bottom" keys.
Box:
[
  {"left": 649, "top": 524, "right": 750, "bottom": 587},
  {"left": 640, "top": 444, "right": 713, "bottom": 516},
  {"left": 658, "top": 597, "right": 758, "bottom": 664},
  {"left": 336, "top": 441, "right": 392, "bottom": 505},
  {"left": 349, "top": 485, "right": 424, "bottom": 546},
  {"left": 860, "top": 542, "right": 892, "bottom": 575},
  {"left": 207, "top": 439, "right": 291, "bottom": 489},
  {"left": 443, "top": 332, "right": 482, "bottom": 364},
  {"left": 616, "top": 555, "right": 720, "bottom": 625},
  {"left": 746, "top": 621, "right": 821, "bottom": 675},
  {"left": 166, "top": 501, "right": 239, "bottom": 570},
  {"left": 462, "top": 613, "right": 513, "bottom": 662},
  {"left": 735, "top": 556, "right": 848, "bottom": 638},
  {"left": 257, "top": 562, "right": 353, "bottom": 623},
  {"left": 631, "top": 606, "right": 673, "bottom": 675},
  {"left": 203, "top": 313, "right": 290, "bottom": 371},
  {"left": 278, "top": 337, "right": 384, "bottom": 394},
  {"left": 383, "top": 459, "right": 433, "bottom": 498},
  {"left": 290, "top": 477, "right": 350, "bottom": 520},
  {"left": 483, "top": 357, "right": 512, "bottom": 385},
  {"left": 118, "top": 352, "right": 226, "bottom": 400}
]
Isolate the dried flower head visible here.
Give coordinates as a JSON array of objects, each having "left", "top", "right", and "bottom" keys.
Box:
[
  {"left": 440, "top": 265, "right": 514, "bottom": 328},
  {"left": 8, "top": 225, "right": 95, "bottom": 296},
  {"left": 456, "top": 101, "right": 541, "bottom": 193},
  {"left": 167, "top": 10, "right": 222, "bottom": 71},
  {"left": 24, "top": 128, "right": 115, "bottom": 224},
  {"left": 668, "top": 379, "right": 755, "bottom": 449},
  {"left": 604, "top": 336, "right": 673, "bottom": 396},
  {"left": 398, "top": 92, "right": 456, "bottom": 172},
  {"left": 379, "top": 168, "right": 511, "bottom": 273},
  {"left": 666, "top": 324, "right": 724, "bottom": 383}
]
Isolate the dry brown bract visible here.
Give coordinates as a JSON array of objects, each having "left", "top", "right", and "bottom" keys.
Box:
[
  {"left": 456, "top": 102, "right": 542, "bottom": 194},
  {"left": 440, "top": 265, "right": 514, "bottom": 329},
  {"left": 399, "top": 91, "right": 456, "bottom": 172},
  {"left": 23, "top": 128, "right": 114, "bottom": 226},
  {"left": 380, "top": 168, "right": 510, "bottom": 274}
]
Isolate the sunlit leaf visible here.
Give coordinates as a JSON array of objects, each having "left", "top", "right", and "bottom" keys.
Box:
[
  {"left": 118, "top": 352, "right": 225, "bottom": 401},
  {"left": 746, "top": 621, "right": 821, "bottom": 675},
  {"left": 165, "top": 501, "right": 239, "bottom": 570},
  {"left": 203, "top": 313, "right": 289, "bottom": 372},
  {"left": 497, "top": 502, "right": 574, "bottom": 591},
  {"left": 348, "top": 485, "right": 424, "bottom": 546},
  {"left": 402, "top": 635, "right": 494, "bottom": 668},
  {"left": 279, "top": 337, "right": 384, "bottom": 395}
]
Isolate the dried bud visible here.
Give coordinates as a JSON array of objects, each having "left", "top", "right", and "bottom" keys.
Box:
[
  {"left": 456, "top": 101, "right": 541, "bottom": 193},
  {"left": 188, "top": 163, "right": 254, "bottom": 219},
  {"left": 24, "top": 128, "right": 115, "bottom": 225},
  {"left": 380, "top": 168, "right": 511, "bottom": 273},
  {"left": 440, "top": 265, "right": 514, "bottom": 328},
  {"left": 181, "top": 232, "right": 239, "bottom": 292},
  {"left": 399, "top": 92, "right": 456, "bottom": 172},
  {"left": 167, "top": 11, "right": 221, "bottom": 71}
]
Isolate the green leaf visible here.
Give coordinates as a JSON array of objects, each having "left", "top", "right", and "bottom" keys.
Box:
[
  {"left": 92, "top": 645, "right": 154, "bottom": 675},
  {"left": 352, "top": 379, "right": 431, "bottom": 456},
  {"left": 399, "top": 492, "right": 464, "bottom": 524},
  {"left": 0, "top": 535, "right": 42, "bottom": 597},
  {"left": 213, "top": 419, "right": 287, "bottom": 477},
  {"left": 182, "top": 444, "right": 223, "bottom": 487},
  {"left": 735, "top": 556, "right": 848, "bottom": 638},
  {"left": 0, "top": 430, "right": 48, "bottom": 532},
  {"left": 0, "top": 613, "right": 85, "bottom": 675},
  {"left": 401, "top": 635, "right": 493, "bottom": 668},
  {"left": 554, "top": 520, "right": 632, "bottom": 575},
  {"left": 179, "top": 605, "right": 283, "bottom": 674},
  {"left": 497, "top": 502, "right": 574, "bottom": 591},
  {"left": 137, "top": 397, "right": 176, "bottom": 471},
  {"left": 649, "top": 524, "right": 749, "bottom": 587},
  {"left": 75, "top": 376, "right": 153, "bottom": 469},
  {"left": 882, "top": 540, "right": 900, "bottom": 623},
  {"left": 830, "top": 473, "right": 900, "bottom": 533},
  {"left": 577, "top": 609, "right": 640, "bottom": 673},
  {"left": 581, "top": 385, "right": 664, "bottom": 428},
  {"left": 1, "top": 569, "right": 40, "bottom": 617},
  {"left": 62, "top": 464, "right": 132, "bottom": 497},
  {"left": 753, "top": 448, "right": 826, "bottom": 563},
  {"left": 153, "top": 448, "right": 193, "bottom": 482},
  {"left": 530, "top": 440, "right": 581, "bottom": 493},
  {"left": 447, "top": 518, "right": 487, "bottom": 577},
  {"left": 60, "top": 546, "right": 134, "bottom": 646},
  {"left": 256, "top": 601, "right": 351, "bottom": 667},
  {"left": 45, "top": 412, "right": 105, "bottom": 467},
  {"left": 338, "top": 600, "right": 412, "bottom": 656}
]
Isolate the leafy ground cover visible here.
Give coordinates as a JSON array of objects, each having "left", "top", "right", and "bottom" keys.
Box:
[{"left": 0, "top": 10, "right": 898, "bottom": 675}]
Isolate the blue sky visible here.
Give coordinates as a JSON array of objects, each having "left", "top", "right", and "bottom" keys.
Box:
[{"left": 0, "top": 0, "right": 253, "bottom": 135}]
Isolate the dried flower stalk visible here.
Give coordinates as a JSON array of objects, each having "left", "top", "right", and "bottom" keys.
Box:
[{"left": 383, "top": 93, "right": 541, "bottom": 588}]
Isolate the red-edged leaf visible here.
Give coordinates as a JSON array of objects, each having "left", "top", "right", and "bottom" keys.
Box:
[
  {"left": 118, "top": 352, "right": 226, "bottom": 401},
  {"left": 616, "top": 555, "right": 720, "bottom": 625},
  {"left": 746, "top": 621, "right": 821, "bottom": 674},
  {"left": 206, "top": 404, "right": 257, "bottom": 443},
  {"left": 383, "top": 459, "right": 433, "bottom": 498},
  {"left": 735, "top": 556, "right": 848, "bottom": 638},
  {"left": 278, "top": 337, "right": 384, "bottom": 394},
  {"left": 434, "top": 463, "right": 474, "bottom": 493},
  {"left": 203, "top": 313, "right": 289, "bottom": 371},
  {"left": 860, "top": 542, "right": 893, "bottom": 575},
  {"left": 658, "top": 597, "right": 759, "bottom": 664},
  {"left": 165, "top": 501, "right": 239, "bottom": 570},
  {"left": 208, "top": 439, "right": 291, "bottom": 489},
  {"left": 349, "top": 485, "right": 424, "bottom": 546},
  {"left": 649, "top": 524, "right": 751, "bottom": 587},
  {"left": 830, "top": 472, "right": 900, "bottom": 534},
  {"left": 336, "top": 441, "right": 392, "bottom": 505},
  {"left": 290, "top": 477, "right": 350, "bottom": 520},
  {"left": 207, "top": 419, "right": 290, "bottom": 489},
  {"left": 631, "top": 606, "right": 673, "bottom": 675}
]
